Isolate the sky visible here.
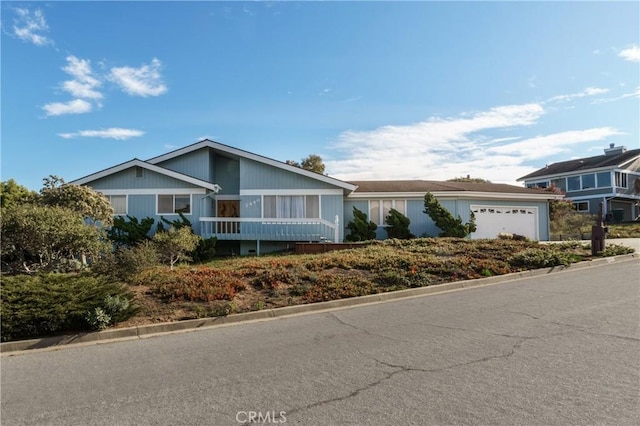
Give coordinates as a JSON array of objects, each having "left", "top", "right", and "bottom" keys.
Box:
[{"left": 2, "top": 1, "right": 639, "bottom": 191}]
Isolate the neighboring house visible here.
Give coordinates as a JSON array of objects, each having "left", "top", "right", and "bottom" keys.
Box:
[
  {"left": 72, "top": 139, "right": 561, "bottom": 255},
  {"left": 517, "top": 144, "right": 640, "bottom": 222}
]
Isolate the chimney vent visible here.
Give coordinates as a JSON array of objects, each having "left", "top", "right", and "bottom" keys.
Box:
[{"left": 604, "top": 144, "right": 626, "bottom": 156}]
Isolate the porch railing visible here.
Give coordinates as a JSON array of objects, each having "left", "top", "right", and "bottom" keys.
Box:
[{"left": 200, "top": 216, "right": 340, "bottom": 242}]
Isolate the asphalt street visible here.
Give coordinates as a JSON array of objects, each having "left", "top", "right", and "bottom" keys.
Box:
[{"left": 2, "top": 259, "right": 639, "bottom": 425}]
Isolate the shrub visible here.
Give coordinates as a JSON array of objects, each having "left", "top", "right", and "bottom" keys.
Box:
[
  {"left": 153, "top": 226, "right": 201, "bottom": 269},
  {"left": 0, "top": 273, "right": 136, "bottom": 341},
  {"left": 303, "top": 275, "right": 376, "bottom": 303},
  {"left": 345, "top": 207, "right": 377, "bottom": 242},
  {"left": 107, "top": 216, "right": 155, "bottom": 247},
  {"left": 1, "top": 204, "right": 109, "bottom": 274},
  {"left": 598, "top": 244, "right": 635, "bottom": 257},
  {"left": 385, "top": 208, "right": 415, "bottom": 239},
  {"left": 508, "top": 248, "right": 573, "bottom": 268},
  {"left": 423, "top": 192, "right": 476, "bottom": 237},
  {"left": 92, "top": 240, "right": 159, "bottom": 282},
  {"left": 191, "top": 237, "right": 217, "bottom": 263}
]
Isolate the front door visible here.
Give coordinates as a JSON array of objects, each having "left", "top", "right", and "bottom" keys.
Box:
[{"left": 217, "top": 200, "right": 240, "bottom": 233}]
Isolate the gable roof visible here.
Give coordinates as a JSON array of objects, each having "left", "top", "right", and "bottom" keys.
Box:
[
  {"left": 70, "top": 158, "right": 222, "bottom": 192},
  {"left": 518, "top": 148, "right": 640, "bottom": 181},
  {"left": 147, "top": 139, "right": 357, "bottom": 192},
  {"left": 348, "top": 180, "right": 561, "bottom": 200}
]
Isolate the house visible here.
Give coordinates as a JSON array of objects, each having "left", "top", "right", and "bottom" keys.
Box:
[
  {"left": 517, "top": 144, "right": 640, "bottom": 222},
  {"left": 72, "top": 139, "right": 561, "bottom": 255}
]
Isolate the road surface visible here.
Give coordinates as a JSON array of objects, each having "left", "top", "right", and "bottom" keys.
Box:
[{"left": 2, "top": 259, "right": 639, "bottom": 425}]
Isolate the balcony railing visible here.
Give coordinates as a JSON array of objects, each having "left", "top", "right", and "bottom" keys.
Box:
[{"left": 199, "top": 217, "right": 340, "bottom": 242}]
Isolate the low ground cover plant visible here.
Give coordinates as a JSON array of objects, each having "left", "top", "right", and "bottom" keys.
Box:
[{"left": 1, "top": 237, "right": 635, "bottom": 342}]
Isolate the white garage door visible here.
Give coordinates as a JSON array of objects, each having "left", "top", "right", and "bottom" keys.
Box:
[{"left": 470, "top": 205, "right": 538, "bottom": 240}]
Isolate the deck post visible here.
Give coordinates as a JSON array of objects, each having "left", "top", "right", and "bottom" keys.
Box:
[
  {"left": 334, "top": 215, "right": 340, "bottom": 243},
  {"left": 256, "top": 240, "right": 261, "bottom": 256}
]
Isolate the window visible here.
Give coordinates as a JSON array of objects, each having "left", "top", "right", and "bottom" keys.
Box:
[
  {"left": 596, "top": 172, "right": 611, "bottom": 188},
  {"left": 573, "top": 201, "right": 589, "bottom": 212},
  {"left": 581, "top": 174, "right": 595, "bottom": 189},
  {"left": 158, "top": 194, "right": 191, "bottom": 214},
  {"left": 526, "top": 181, "right": 549, "bottom": 189},
  {"left": 615, "top": 172, "right": 628, "bottom": 188},
  {"left": 369, "top": 199, "right": 406, "bottom": 225},
  {"left": 107, "top": 195, "right": 127, "bottom": 215},
  {"left": 551, "top": 178, "right": 566, "bottom": 192},
  {"left": 567, "top": 176, "right": 581, "bottom": 192},
  {"left": 263, "top": 195, "right": 319, "bottom": 218}
]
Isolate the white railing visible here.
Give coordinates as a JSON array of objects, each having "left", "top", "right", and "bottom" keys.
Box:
[{"left": 200, "top": 216, "right": 340, "bottom": 242}]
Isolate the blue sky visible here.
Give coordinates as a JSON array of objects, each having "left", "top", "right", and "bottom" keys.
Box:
[{"left": 2, "top": 1, "right": 639, "bottom": 191}]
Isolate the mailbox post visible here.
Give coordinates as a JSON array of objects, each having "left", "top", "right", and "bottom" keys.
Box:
[{"left": 591, "top": 202, "right": 606, "bottom": 255}]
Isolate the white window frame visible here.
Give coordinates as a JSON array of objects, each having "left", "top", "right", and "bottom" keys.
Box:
[
  {"left": 596, "top": 172, "right": 612, "bottom": 188},
  {"left": 156, "top": 194, "right": 192, "bottom": 215},
  {"left": 107, "top": 194, "right": 127, "bottom": 215},
  {"left": 573, "top": 201, "right": 590, "bottom": 213},
  {"left": 368, "top": 199, "right": 407, "bottom": 226}
]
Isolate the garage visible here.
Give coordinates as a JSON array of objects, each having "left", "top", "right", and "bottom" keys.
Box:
[{"left": 470, "top": 205, "right": 538, "bottom": 240}]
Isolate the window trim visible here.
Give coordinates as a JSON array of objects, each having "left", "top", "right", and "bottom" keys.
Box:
[{"left": 156, "top": 194, "right": 192, "bottom": 215}]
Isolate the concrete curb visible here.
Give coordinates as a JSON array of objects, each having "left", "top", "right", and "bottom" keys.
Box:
[{"left": 2, "top": 253, "right": 637, "bottom": 354}]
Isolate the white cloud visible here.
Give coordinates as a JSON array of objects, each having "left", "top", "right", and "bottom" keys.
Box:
[
  {"left": 12, "top": 7, "right": 52, "bottom": 46},
  {"left": 42, "top": 99, "right": 92, "bottom": 116},
  {"left": 58, "top": 128, "right": 145, "bottom": 140},
  {"left": 546, "top": 87, "right": 609, "bottom": 103},
  {"left": 592, "top": 87, "right": 640, "bottom": 104},
  {"left": 618, "top": 45, "right": 640, "bottom": 62},
  {"left": 486, "top": 127, "right": 624, "bottom": 160},
  {"left": 327, "top": 103, "right": 545, "bottom": 184},
  {"left": 326, "top": 100, "right": 626, "bottom": 185},
  {"left": 60, "top": 56, "right": 103, "bottom": 100},
  {"left": 109, "top": 58, "right": 167, "bottom": 97}
]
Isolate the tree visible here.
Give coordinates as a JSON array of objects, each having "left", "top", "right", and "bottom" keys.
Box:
[
  {"left": 40, "top": 175, "right": 114, "bottom": 226},
  {"left": 345, "top": 207, "right": 377, "bottom": 242},
  {"left": 0, "top": 179, "right": 38, "bottom": 208},
  {"left": 153, "top": 226, "right": 201, "bottom": 270},
  {"left": 447, "top": 176, "right": 491, "bottom": 183},
  {"left": 385, "top": 208, "right": 415, "bottom": 239},
  {"left": 286, "top": 154, "right": 326, "bottom": 174},
  {"left": 423, "top": 192, "right": 477, "bottom": 237},
  {"left": 1, "top": 204, "right": 108, "bottom": 273},
  {"left": 107, "top": 216, "right": 156, "bottom": 247}
]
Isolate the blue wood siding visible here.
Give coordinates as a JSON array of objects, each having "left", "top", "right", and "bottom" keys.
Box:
[
  {"left": 320, "top": 194, "right": 344, "bottom": 241},
  {"left": 343, "top": 197, "right": 551, "bottom": 240},
  {"left": 155, "top": 148, "right": 211, "bottom": 181},
  {"left": 214, "top": 155, "right": 240, "bottom": 195},
  {"left": 240, "top": 158, "right": 338, "bottom": 190},
  {"left": 124, "top": 194, "right": 209, "bottom": 235},
  {"left": 89, "top": 167, "right": 201, "bottom": 190},
  {"left": 240, "top": 195, "right": 262, "bottom": 218}
]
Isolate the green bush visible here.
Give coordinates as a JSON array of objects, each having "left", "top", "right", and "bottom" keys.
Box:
[
  {"left": 345, "top": 207, "right": 377, "bottom": 242},
  {"left": 0, "top": 273, "right": 136, "bottom": 341},
  {"left": 423, "top": 192, "right": 476, "bottom": 237},
  {"left": 107, "top": 215, "right": 155, "bottom": 247},
  {"left": 92, "top": 240, "right": 160, "bottom": 282},
  {"left": 508, "top": 248, "right": 573, "bottom": 268},
  {"left": 385, "top": 208, "right": 415, "bottom": 239},
  {"left": 598, "top": 244, "right": 635, "bottom": 257}
]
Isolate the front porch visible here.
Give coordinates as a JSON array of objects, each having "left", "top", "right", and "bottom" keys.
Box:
[{"left": 199, "top": 217, "right": 340, "bottom": 243}]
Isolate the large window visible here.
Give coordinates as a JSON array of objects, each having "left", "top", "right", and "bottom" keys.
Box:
[
  {"left": 567, "top": 176, "right": 581, "bottom": 192},
  {"left": 615, "top": 172, "right": 628, "bottom": 188},
  {"left": 107, "top": 195, "right": 127, "bottom": 215},
  {"left": 263, "top": 195, "right": 319, "bottom": 218},
  {"left": 581, "top": 174, "right": 596, "bottom": 189},
  {"left": 369, "top": 200, "right": 406, "bottom": 225},
  {"left": 550, "top": 178, "right": 566, "bottom": 192},
  {"left": 596, "top": 172, "right": 611, "bottom": 188},
  {"left": 158, "top": 194, "right": 191, "bottom": 214}
]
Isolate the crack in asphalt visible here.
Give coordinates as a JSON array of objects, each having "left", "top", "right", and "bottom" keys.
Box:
[
  {"left": 285, "top": 315, "right": 544, "bottom": 420},
  {"left": 328, "top": 312, "right": 408, "bottom": 343},
  {"left": 550, "top": 320, "right": 640, "bottom": 342}
]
